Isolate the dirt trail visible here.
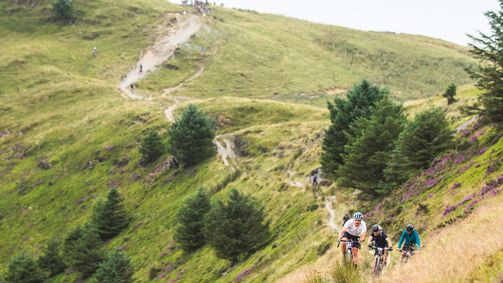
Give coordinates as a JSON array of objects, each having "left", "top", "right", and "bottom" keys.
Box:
[
  {"left": 162, "top": 66, "right": 205, "bottom": 122},
  {"left": 324, "top": 196, "right": 338, "bottom": 231},
  {"left": 214, "top": 135, "right": 238, "bottom": 169},
  {"left": 118, "top": 15, "right": 202, "bottom": 99}
]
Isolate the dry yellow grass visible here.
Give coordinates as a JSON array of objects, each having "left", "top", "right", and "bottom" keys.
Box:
[{"left": 378, "top": 195, "right": 503, "bottom": 283}]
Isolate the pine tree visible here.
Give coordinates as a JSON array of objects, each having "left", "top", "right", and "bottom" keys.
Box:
[
  {"left": 94, "top": 250, "right": 133, "bottom": 283},
  {"left": 204, "top": 189, "right": 269, "bottom": 262},
  {"left": 443, "top": 83, "right": 457, "bottom": 105},
  {"left": 52, "top": 0, "right": 73, "bottom": 19},
  {"left": 91, "top": 188, "right": 130, "bottom": 240},
  {"left": 174, "top": 188, "right": 211, "bottom": 252},
  {"left": 63, "top": 225, "right": 104, "bottom": 278},
  {"left": 37, "top": 238, "right": 66, "bottom": 277},
  {"left": 385, "top": 108, "right": 453, "bottom": 187},
  {"left": 139, "top": 129, "right": 164, "bottom": 164},
  {"left": 5, "top": 254, "right": 45, "bottom": 283},
  {"left": 338, "top": 97, "right": 406, "bottom": 195},
  {"left": 321, "top": 80, "right": 387, "bottom": 178},
  {"left": 168, "top": 104, "right": 215, "bottom": 166},
  {"left": 467, "top": 1, "right": 503, "bottom": 125}
]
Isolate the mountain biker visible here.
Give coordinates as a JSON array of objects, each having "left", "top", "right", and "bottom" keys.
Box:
[
  {"left": 342, "top": 214, "right": 350, "bottom": 226},
  {"left": 139, "top": 64, "right": 143, "bottom": 73},
  {"left": 338, "top": 212, "right": 367, "bottom": 266},
  {"left": 397, "top": 224, "right": 421, "bottom": 253},
  {"left": 367, "top": 224, "right": 392, "bottom": 267}
]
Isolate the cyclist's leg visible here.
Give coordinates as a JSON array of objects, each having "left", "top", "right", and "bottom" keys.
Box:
[{"left": 351, "top": 237, "right": 361, "bottom": 265}]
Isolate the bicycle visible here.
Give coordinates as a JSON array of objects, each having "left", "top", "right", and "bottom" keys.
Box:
[
  {"left": 337, "top": 239, "right": 360, "bottom": 263},
  {"left": 400, "top": 244, "right": 415, "bottom": 263},
  {"left": 369, "top": 245, "right": 391, "bottom": 275}
]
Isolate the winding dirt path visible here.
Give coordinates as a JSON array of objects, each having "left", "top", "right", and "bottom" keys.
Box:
[
  {"left": 324, "top": 195, "right": 338, "bottom": 231},
  {"left": 118, "top": 15, "right": 202, "bottom": 99},
  {"left": 115, "top": 13, "right": 240, "bottom": 168}
]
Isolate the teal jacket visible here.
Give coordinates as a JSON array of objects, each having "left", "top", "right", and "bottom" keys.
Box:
[{"left": 397, "top": 229, "right": 421, "bottom": 250}]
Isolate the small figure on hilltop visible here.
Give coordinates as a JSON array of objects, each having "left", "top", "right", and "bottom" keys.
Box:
[
  {"left": 139, "top": 64, "right": 143, "bottom": 73},
  {"left": 93, "top": 46, "right": 97, "bottom": 57}
]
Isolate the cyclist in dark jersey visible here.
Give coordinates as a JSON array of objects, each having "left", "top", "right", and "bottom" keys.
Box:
[{"left": 368, "top": 224, "right": 392, "bottom": 267}]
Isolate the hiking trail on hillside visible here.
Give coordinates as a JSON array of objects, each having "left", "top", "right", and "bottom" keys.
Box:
[
  {"left": 117, "top": 13, "right": 241, "bottom": 169},
  {"left": 118, "top": 15, "right": 202, "bottom": 99}
]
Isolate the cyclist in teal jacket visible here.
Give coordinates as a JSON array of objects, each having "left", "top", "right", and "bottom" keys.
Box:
[{"left": 397, "top": 224, "right": 421, "bottom": 251}]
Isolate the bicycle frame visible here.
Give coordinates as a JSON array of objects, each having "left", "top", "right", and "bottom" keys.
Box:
[
  {"left": 338, "top": 239, "right": 358, "bottom": 262},
  {"left": 371, "top": 246, "right": 388, "bottom": 275},
  {"left": 400, "top": 245, "right": 415, "bottom": 263}
]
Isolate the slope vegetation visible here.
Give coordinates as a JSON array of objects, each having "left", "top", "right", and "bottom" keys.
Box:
[{"left": 0, "top": 0, "right": 494, "bottom": 282}]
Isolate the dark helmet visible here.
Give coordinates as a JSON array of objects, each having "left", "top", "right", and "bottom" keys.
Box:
[
  {"left": 372, "top": 224, "right": 381, "bottom": 233},
  {"left": 406, "top": 224, "right": 414, "bottom": 232}
]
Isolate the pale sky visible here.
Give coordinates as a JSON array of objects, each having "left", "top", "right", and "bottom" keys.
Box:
[{"left": 172, "top": 0, "right": 500, "bottom": 46}]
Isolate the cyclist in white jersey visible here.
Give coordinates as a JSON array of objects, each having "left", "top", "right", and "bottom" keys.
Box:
[{"left": 338, "top": 212, "right": 367, "bottom": 266}]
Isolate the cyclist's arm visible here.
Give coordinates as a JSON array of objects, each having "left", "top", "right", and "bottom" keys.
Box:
[
  {"left": 397, "top": 231, "right": 406, "bottom": 249},
  {"left": 338, "top": 226, "right": 348, "bottom": 239},
  {"left": 414, "top": 231, "right": 421, "bottom": 250},
  {"left": 367, "top": 236, "right": 374, "bottom": 247},
  {"left": 360, "top": 231, "right": 366, "bottom": 242},
  {"left": 387, "top": 237, "right": 392, "bottom": 248}
]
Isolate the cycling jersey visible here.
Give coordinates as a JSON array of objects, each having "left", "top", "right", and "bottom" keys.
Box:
[
  {"left": 344, "top": 219, "right": 367, "bottom": 236},
  {"left": 397, "top": 229, "right": 421, "bottom": 250},
  {"left": 370, "top": 231, "right": 389, "bottom": 248}
]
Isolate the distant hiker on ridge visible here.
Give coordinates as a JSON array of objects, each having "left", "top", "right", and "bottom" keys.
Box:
[{"left": 93, "top": 46, "right": 97, "bottom": 57}]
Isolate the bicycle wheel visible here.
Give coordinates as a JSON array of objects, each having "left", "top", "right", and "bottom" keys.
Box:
[{"left": 375, "top": 256, "right": 382, "bottom": 275}]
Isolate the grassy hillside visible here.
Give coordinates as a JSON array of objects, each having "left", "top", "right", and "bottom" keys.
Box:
[
  {"left": 139, "top": 6, "right": 476, "bottom": 102},
  {"left": 0, "top": 0, "right": 499, "bottom": 282}
]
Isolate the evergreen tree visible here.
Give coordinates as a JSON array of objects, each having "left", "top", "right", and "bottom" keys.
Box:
[
  {"left": 174, "top": 188, "right": 211, "bottom": 252},
  {"left": 5, "top": 254, "right": 45, "bottom": 283},
  {"left": 38, "top": 239, "right": 66, "bottom": 277},
  {"left": 443, "top": 83, "right": 457, "bottom": 105},
  {"left": 91, "top": 188, "right": 130, "bottom": 240},
  {"left": 467, "top": 1, "right": 503, "bottom": 124},
  {"left": 385, "top": 108, "right": 453, "bottom": 187},
  {"left": 63, "top": 225, "right": 103, "bottom": 278},
  {"left": 338, "top": 97, "right": 406, "bottom": 195},
  {"left": 204, "top": 189, "right": 269, "bottom": 262},
  {"left": 321, "top": 80, "right": 387, "bottom": 178},
  {"left": 94, "top": 250, "right": 133, "bottom": 283},
  {"left": 139, "top": 129, "right": 164, "bottom": 164},
  {"left": 52, "top": 0, "right": 73, "bottom": 19},
  {"left": 168, "top": 104, "right": 215, "bottom": 166}
]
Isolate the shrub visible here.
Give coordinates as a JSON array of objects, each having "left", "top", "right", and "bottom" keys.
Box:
[
  {"left": 204, "top": 189, "right": 269, "bottom": 262},
  {"left": 321, "top": 80, "right": 386, "bottom": 178},
  {"left": 52, "top": 0, "right": 73, "bottom": 19},
  {"left": 139, "top": 129, "right": 164, "bottom": 164},
  {"left": 37, "top": 239, "right": 66, "bottom": 277},
  {"left": 91, "top": 188, "right": 130, "bottom": 240},
  {"left": 94, "top": 250, "right": 133, "bottom": 283},
  {"left": 5, "top": 254, "right": 45, "bottom": 283},
  {"left": 168, "top": 105, "right": 215, "bottom": 166},
  {"left": 174, "top": 188, "right": 211, "bottom": 252},
  {"left": 63, "top": 225, "right": 103, "bottom": 277}
]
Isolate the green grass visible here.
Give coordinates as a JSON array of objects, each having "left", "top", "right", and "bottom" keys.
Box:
[
  {"left": 0, "top": 0, "right": 498, "bottom": 282},
  {"left": 138, "top": 6, "right": 477, "bottom": 102}
]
